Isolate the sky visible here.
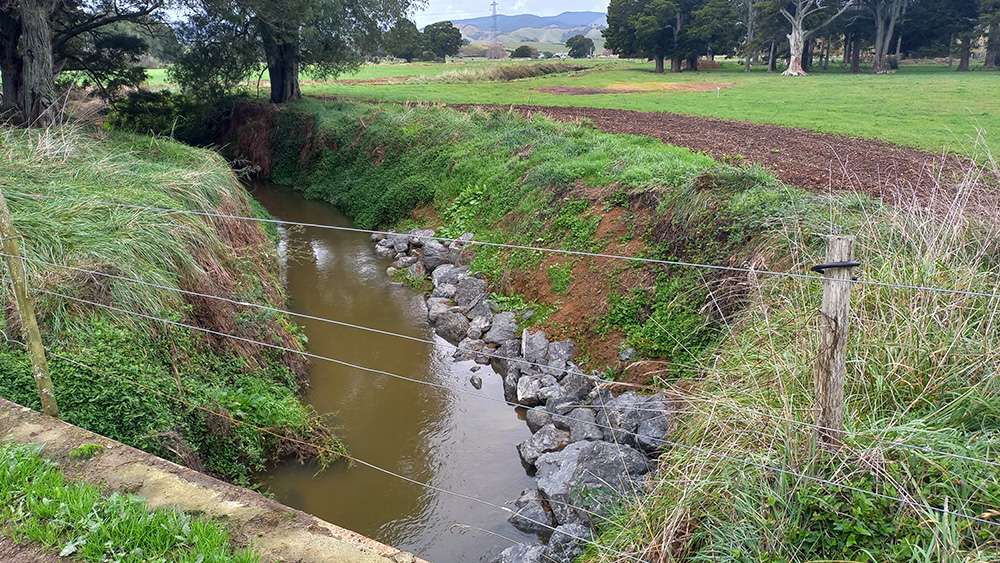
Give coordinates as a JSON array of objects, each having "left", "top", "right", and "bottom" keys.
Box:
[{"left": 412, "top": 0, "right": 608, "bottom": 27}]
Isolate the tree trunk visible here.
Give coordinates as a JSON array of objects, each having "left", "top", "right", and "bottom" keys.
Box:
[
  {"left": 783, "top": 14, "right": 807, "bottom": 75},
  {"left": 823, "top": 36, "right": 830, "bottom": 69},
  {"left": 956, "top": 36, "right": 970, "bottom": 71},
  {"left": 0, "top": 8, "right": 24, "bottom": 119},
  {"left": 768, "top": 41, "right": 777, "bottom": 72},
  {"left": 686, "top": 56, "right": 698, "bottom": 71},
  {"left": 654, "top": 54, "right": 664, "bottom": 73},
  {"left": 986, "top": 23, "right": 999, "bottom": 69},
  {"left": 2, "top": 1, "right": 57, "bottom": 126},
  {"left": 670, "top": 57, "right": 682, "bottom": 72},
  {"left": 871, "top": 0, "right": 902, "bottom": 74},
  {"left": 849, "top": 35, "right": 861, "bottom": 73},
  {"left": 802, "top": 39, "right": 812, "bottom": 72},
  {"left": 260, "top": 19, "right": 301, "bottom": 103},
  {"left": 947, "top": 34, "right": 954, "bottom": 68}
]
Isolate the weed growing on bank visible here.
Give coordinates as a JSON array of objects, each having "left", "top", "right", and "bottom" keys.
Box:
[
  {"left": 0, "top": 126, "right": 342, "bottom": 484},
  {"left": 0, "top": 442, "right": 259, "bottom": 562}
]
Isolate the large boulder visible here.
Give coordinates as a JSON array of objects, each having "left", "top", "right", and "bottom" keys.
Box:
[
  {"left": 421, "top": 240, "right": 451, "bottom": 271},
  {"left": 525, "top": 407, "right": 552, "bottom": 434},
  {"left": 518, "top": 423, "right": 571, "bottom": 465},
  {"left": 558, "top": 370, "right": 593, "bottom": 401},
  {"left": 468, "top": 315, "right": 492, "bottom": 340},
  {"left": 594, "top": 391, "right": 647, "bottom": 450},
  {"left": 522, "top": 329, "right": 549, "bottom": 365},
  {"left": 516, "top": 374, "right": 560, "bottom": 407},
  {"left": 430, "top": 283, "right": 457, "bottom": 299},
  {"left": 535, "top": 440, "right": 652, "bottom": 526},
  {"left": 408, "top": 228, "right": 435, "bottom": 246},
  {"left": 501, "top": 364, "right": 521, "bottom": 404},
  {"left": 508, "top": 488, "right": 556, "bottom": 534},
  {"left": 564, "top": 408, "right": 603, "bottom": 443},
  {"left": 426, "top": 297, "right": 453, "bottom": 323},
  {"left": 544, "top": 523, "right": 590, "bottom": 563},
  {"left": 545, "top": 340, "right": 575, "bottom": 375},
  {"left": 432, "top": 264, "right": 469, "bottom": 288},
  {"left": 435, "top": 312, "right": 470, "bottom": 344},
  {"left": 489, "top": 338, "right": 521, "bottom": 376},
  {"left": 453, "top": 338, "right": 485, "bottom": 362},
  {"left": 636, "top": 392, "right": 673, "bottom": 454},
  {"left": 491, "top": 544, "right": 546, "bottom": 563},
  {"left": 455, "top": 276, "right": 488, "bottom": 312},
  {"left": 484, "top": 311, "right": 518, "bottom": 344}
]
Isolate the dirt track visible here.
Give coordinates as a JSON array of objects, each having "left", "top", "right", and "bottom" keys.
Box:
[{"left": 450, "top": 103, "right": 978, "bottom": 207}]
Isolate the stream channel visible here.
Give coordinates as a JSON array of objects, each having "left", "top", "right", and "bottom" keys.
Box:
[{"left": 251, "top": 182, "right": 539, "bottom": 563}]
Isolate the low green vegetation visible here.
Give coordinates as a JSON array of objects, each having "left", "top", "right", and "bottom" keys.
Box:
[
  {"left": 250, "top": 97, "right": 1000, "bottom": 559},
  {"left": 0, "top": 441, "right": 258, "bottom": 562},
  {"left": 0, "top": 126, "right": 342, "bottom": 485},
  {"left": 296, "top": 59, "right": 999, "bottom": 157}
]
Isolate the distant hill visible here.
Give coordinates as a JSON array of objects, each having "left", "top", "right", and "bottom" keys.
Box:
[{"left": 451, "top": 11, "right": 606, "bottom": 34}]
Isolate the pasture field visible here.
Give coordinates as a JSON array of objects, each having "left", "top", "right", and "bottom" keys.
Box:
[{"left": 293, "top": 60, "right": 999, "bottom": 157}]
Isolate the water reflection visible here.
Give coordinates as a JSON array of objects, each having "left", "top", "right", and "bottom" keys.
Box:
[{"left": 251, "top": 183, "right": 538, "bottom": 563}]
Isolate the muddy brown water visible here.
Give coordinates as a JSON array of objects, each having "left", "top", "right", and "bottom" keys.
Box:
[{"left": 251, "top": 183, "right": 539, "bottom": 563}]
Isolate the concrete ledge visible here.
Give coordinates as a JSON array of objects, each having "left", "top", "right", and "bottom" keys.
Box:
[{"left": 0, "top": 398, "right": 428, "bottom": 563}]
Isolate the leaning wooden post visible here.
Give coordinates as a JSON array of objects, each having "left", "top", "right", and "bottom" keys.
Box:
[
  {"left": 812, "top": 235, "right": 857, "bottom": 451},
  {"left": 0, "top": 188, "right": 59, "bottom": 417}
]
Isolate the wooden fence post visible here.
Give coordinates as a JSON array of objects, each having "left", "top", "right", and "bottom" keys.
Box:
[
  {"left": 0, "top": 188, "right": 59, "bottom": 417},
  {"left": 813, "top": 235, "right": 857, "bottom": 450}
]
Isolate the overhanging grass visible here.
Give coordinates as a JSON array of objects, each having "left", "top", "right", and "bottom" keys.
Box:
[
  {"left": 0, "top": 126, "right": 341, "bottom": 484},
  {"left": 0, "top": 441, "right": 259, "bottom": 562}
]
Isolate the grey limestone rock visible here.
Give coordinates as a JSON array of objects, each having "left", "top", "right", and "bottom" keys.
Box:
[
  {"left": 435, "top": 312, "right": 470, "bottom": 344},
  {"left": 559, "top": 370, "right": 593, "bottom": 401},
  {"left": 406, "top": 262, "right": 426, "bottom": 278},
  {"left": 484, "top": 311, "right": 518, "bottom": 344},
  {"left": 525, "top": 407, "right": 552, "bottom": 434},
  {"left": 408, "top": 228, "right": 435, "bottom": 246},
  {"left": 544, "top": 523, "right": 591, "bottom": 563},
  {"left": 545, "top": 340, "right": 576, "bottom": 374},
  {"left": 618, "top": 347, "right": 637, "bottom": 362},
  {"left": 420, "top": 240, "right": 450, "bottom": 271},
  {"left": 375, "top": 245, "right": 396, "bottom": 259},
  {"left": 565, "top": 408, "right": 604, "bottom": 443},
  {"left": 393, "top": 256, "right": 417, "bottom": 268},
  {"left": 426, "top": 297, "right": 453, "bottom": 323},
  {"left": 517, "top": 423, "right": 571, "bottom": 465},
  {"left": 594, "top": 391, "right": 646, "bottom": 450},
  {"left": 491, "top": 544, "right": 546, "bottom": 563},
  {"left": 455, "top": 276, "right": 488, "bottom": 312},
  {"left": 502, "top": 364, "right": 520, "bottom": 403},
  {"left": 470, "top": 375, "right": 483, "bottom": 389},
  {"left": 468, "top": 315, "right": 492, "bottom": 340},
  {"left": 431, "top": 264, "right": 456, "bottom": 287},
  {"left": 370, "top": 232, "right": 386, "bottom": 243},
  {"left": 522, "top": 329, "right": 549, "bottom": 364},
  {"left": 453, "top": 338, "right": 485, "bottom": 362},
  {"left": 516, "top": 374, "right": 560, "bottom": 407},
  {"left": 490, "top": 338, "right": 521, "bottom": 376},
  {"left": 508, "top": 488, "right": 555, "bottom": 535},
  {"left": 430, "top": 283, "right": 457, "bottom": 299},
  {"left": 535, "top": 440, "right": 652, "bottom": 526}
]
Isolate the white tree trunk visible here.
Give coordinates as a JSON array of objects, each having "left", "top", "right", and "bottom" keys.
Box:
[{"left": 784, "top": 19, "right": 807, "bottom": 75}]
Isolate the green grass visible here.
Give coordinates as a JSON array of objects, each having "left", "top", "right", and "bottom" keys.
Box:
[
  {"left": 0, "top": 441, "right": 258, "bottom": 562},
  {"left": 295, "top": 60, "right": 1000, "bottom": 158},
  {"left": 0, "top": 126, "right": 341, "bottom": 484}
]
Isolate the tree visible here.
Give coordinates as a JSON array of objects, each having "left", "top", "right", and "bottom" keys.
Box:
[
  {"left": 864, "top": 0, "right": 906, "bottom": 72},
  {"left": 511, "top": 44, "right": 539, "bottom": 58},
  {"left": 422, "top": 20, "right": 461, "bottom": 62},
  {"left": 566, "top": 34, "right": 595, "bottom": 57},
  {"left": 687, "top": 0, "right": 741, "bottom": 60},
  {"left": 1, "top": 0, "right": 165, "bottom": 126},
  {"left": 776, "top": 0, "right": 853, "bottom": 75},
  {"left": 386, "top": 18, "right": 422, "bottom": 62},
  {"left": 174, "top": 0, "right": 414, "bottom": 104}
]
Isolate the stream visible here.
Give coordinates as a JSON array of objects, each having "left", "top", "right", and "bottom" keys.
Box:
[{"left": 251, "top": 182, "right": 539, "bottom": 563}]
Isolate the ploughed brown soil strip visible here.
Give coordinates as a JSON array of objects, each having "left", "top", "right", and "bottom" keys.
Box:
[{"left": 448, "top": 103, "right": 980, "bottom": 208}]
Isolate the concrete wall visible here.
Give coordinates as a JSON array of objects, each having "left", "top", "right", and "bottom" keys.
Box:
[{"left": 0, "top": 398, "right": 428, "bottom": 563}]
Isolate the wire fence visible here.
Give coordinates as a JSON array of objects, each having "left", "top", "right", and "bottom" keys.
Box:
[{"left": 2, "top": 190, "right": 999, "bottom": 560}]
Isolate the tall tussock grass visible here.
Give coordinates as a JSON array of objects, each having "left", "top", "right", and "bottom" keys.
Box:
[
  {"left": 589, "top": 160, "right": 1000, "bottom": 562},
  {"left": 417, "top": 62, "right": 580, "bottom": 84},
  {"left": 0, "top": 125, "right": 337, "bottom": 483}
]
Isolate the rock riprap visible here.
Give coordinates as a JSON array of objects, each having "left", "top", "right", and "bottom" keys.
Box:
[{"left": 372, "top": 228, "right": 676, "bottom": 563}]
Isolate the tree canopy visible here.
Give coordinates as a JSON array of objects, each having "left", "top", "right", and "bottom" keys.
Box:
[
  {"left": 566, "top": 34, "right": 595, "bottom": 58},
  {"left": 422, "top": 20, "right": 462, "bottom": 62},
  {"left": 173, "top": 0, "right": 416, "bottom": 103}
]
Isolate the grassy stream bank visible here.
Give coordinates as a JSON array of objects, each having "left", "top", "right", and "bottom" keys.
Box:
[
  {"left": 227, "top": 98, "right": 999, "bottom": 561},
  {"left": 0, "top": 126, "right": 340, "bottom": 485}
]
